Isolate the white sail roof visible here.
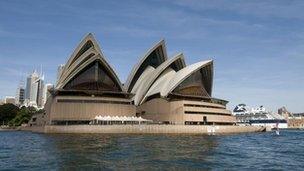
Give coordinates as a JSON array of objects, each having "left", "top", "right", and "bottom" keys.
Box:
[
  {"left": 142, "top": 68, "right": 177, "bottom": 102},
  {"left": 54, "top": 34, "right": 216, "bottom": 106},
  {"left": 132, "top": 53, "right": 186, "bottom": 105},
  {"left": 124, "top": 39, "right": 168, "bottom": 92},
  {"left": 162, "top": 60, "right": 213, "bottom": 97},
  {"left": 140, "top": 60, "right": 213, "bottom": 104}
]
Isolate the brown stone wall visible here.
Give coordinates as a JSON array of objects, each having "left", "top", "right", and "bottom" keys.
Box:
[
  {"left": 183, "top": 114, "right": 236, "bottom": 123},
  {"left": 137, "top": 98, "right": 236, "bottom": 125},
  {"left": 46, "top": 95, "right": 136, "bottom": 121},
  {"left": 137, "top": 98, "right": 181, "bottom": 123},
  {"left": 28, "top": 113, "right": 47, "bottom": 126}
]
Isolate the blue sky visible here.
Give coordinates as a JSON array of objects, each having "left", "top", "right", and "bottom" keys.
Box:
[{"left": 0, "top": 0, "right": 303, "bottom": 112}]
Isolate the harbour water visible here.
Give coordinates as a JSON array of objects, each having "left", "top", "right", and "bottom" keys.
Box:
[{"left": 0, "top": 130, "right": 303, "bottom": 170}]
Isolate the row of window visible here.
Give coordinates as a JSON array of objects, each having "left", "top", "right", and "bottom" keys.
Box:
[
  {"left": 57, "top": 99, "right": 131, "bottom": 105},
  {"left": 184, "top": 121, "right": 234, "bottom": 125},
  {"left": 184, "top": 104, "right": 225, "bottom": 109},
  {"left": 52, "top": 120, "right": 91, "bottom": 125},
  {"left": 184, "top": 111, "right": 231, "bottom": 116}
]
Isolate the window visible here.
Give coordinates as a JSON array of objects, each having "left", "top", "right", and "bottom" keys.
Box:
[
  {"left": 184, "top": 111, "right": 231, "bottom": 116},
  {"left": 203, "top": 116, "right": 207, "bottom": 125},
  {"left": 57, "top": 99, "right": 131, "bottom": 105},
  {"left": 184, "top": 104, "right": 225, "bottom": 109}
]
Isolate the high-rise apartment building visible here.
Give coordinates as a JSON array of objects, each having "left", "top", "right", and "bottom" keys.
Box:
[
  {"left": 25, "top": 71, "right": 39, "bottom": 100},
  {"left": 24, "top": 71, "right": 44, "bottom": 108},
  {"left": 16, "top": 86, "right": 25, "bottom": 105}
]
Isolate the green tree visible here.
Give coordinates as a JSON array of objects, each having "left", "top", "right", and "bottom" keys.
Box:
[
  {"left": 8, "top": 106, "right": 38, "bottom": 126},
  {"left": 0, "top": 104, "right": 19, "bottom": 125}
]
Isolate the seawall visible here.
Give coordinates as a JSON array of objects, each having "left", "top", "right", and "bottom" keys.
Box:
[{"left": 22, "top": 125, "right": 265, "bottom": 134}]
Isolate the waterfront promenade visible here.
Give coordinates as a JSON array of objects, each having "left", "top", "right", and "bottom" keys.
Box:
[{"left": 22, "top": 125, "right": 265, "bottom": 134}]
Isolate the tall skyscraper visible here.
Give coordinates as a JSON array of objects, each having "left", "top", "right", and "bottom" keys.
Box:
[
  {"left": 25, "top": 70, "right": 39, "bottom": 100},
  {"left": 56, "top": 64, "right": 65, "bottom": 85},
  {"left": 36, "top": 77, "right": 44, "bottom": 107},
  {"left": 25, "top": 75, "right": 31, "bottom": 100},
  {"left": 15, "top": 82, "right": 25, "bottom": 106},
  {"left": 24, "top": 70, "right": 44, "bottom": 108}
]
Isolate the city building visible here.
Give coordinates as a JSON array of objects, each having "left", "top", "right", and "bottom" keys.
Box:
[
  {"left": 42, "top": 33, "right": 236, "bottom": 126},
  {"left": 278, "top": 106, "right": 291, "bottom": 120},
  {"left": 42, "top": 83, "right": 54, "bottom": 106},
  {"left": 25, "top": 71, "right": 39, "bottom": 100},
  {"left": 127, "top": 40, "right": 235, "bottom": 125},
  {"left": 37, "top": 76, "right": 44, "bottom": 107},
  {"left": 15, "top": 86, "right": 25, "bottom": 106},
  {"left": 288, "top": 112, "right": 304, "bottom": 128},
  {"left": 24, "top": 71, "right": 44, "bottom": 108},
  {"left": 45, "top": 33, "right": 135, "bottom": 125},
  {"left": 277, "top": 107, "right": 304, "bottom": 128},
  {"left": 4, "top": 96, "right": 16, "bottom": 105}
]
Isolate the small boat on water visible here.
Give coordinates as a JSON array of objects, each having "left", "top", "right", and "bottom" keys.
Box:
[{"left": 275, "top": 122, "right": 280, "bottom": 135}]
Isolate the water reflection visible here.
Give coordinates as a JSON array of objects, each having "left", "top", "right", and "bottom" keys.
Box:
[
  {"left": 48, "top": 134, "right": 218, "bottom": 170},
  {"left": 1, "top": 130, "right": 303, "bottom": 170}
]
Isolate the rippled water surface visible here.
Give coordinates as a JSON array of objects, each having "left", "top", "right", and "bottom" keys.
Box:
[{"left": 0, "top": 130, "right": 303, "bottom": 170}]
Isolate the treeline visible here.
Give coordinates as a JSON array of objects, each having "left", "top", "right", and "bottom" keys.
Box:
[{"left": 0, "top": 103, "right": 44, "bottom": 127}]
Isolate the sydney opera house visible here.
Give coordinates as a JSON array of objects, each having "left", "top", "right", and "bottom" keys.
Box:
[{"left": 44, "top": 33, "right": 236, "bottom": 126}]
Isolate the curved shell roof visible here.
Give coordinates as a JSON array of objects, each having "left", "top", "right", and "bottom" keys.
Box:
[
  {"left": 141, "top": 60, "right": 213, "bottom": 104},
  {"left": 131, "top": 66, "right": 155, "bottom": 95},
  {"left": 131, "top": 53, "right": 186, "bottom": 105},
  {"left": 142, "top": 68, "right": 176, "bottom": 103},
  {"left": 56, "top": 33, "right": 124, "bottom": 91},
  {"left": 55, "top": 34, "right": 215, "bottom": 105},
  {"left": 124, "top": 39, "right": 168, "bottom": 92},
  {"left": 162, "top": 60, "right": 213, "bottom": 97}
]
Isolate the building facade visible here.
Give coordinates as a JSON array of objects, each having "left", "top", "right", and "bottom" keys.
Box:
[
  {"left": 278, "top": 106, "right": 291, "bottom": 120},
  {"left": 43, "top": 33, "right": 236, "bottom": 126},
  {"left": 4, "top": 96, "right": 16, "bottom": 105},
  {"left": 42, "top": 83, "right": 53, "bottom": 106},
  {"left": 24, "top": 71, "right": 44, "bottom": 108},
  {"left": 288, "top": 113, "right": 304, "bottom": 128},
  {"left": 125, "top": 39, "right": 236, "bottom": 125},
  {"left": 25, "top": 71, "right": 39, "bottom": 100},
  {"left": 15, "top": 86, "right": 25, "bottom": 106},
  {"left": 45, "top": 33, "right": 135, "bottom": 125}
]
